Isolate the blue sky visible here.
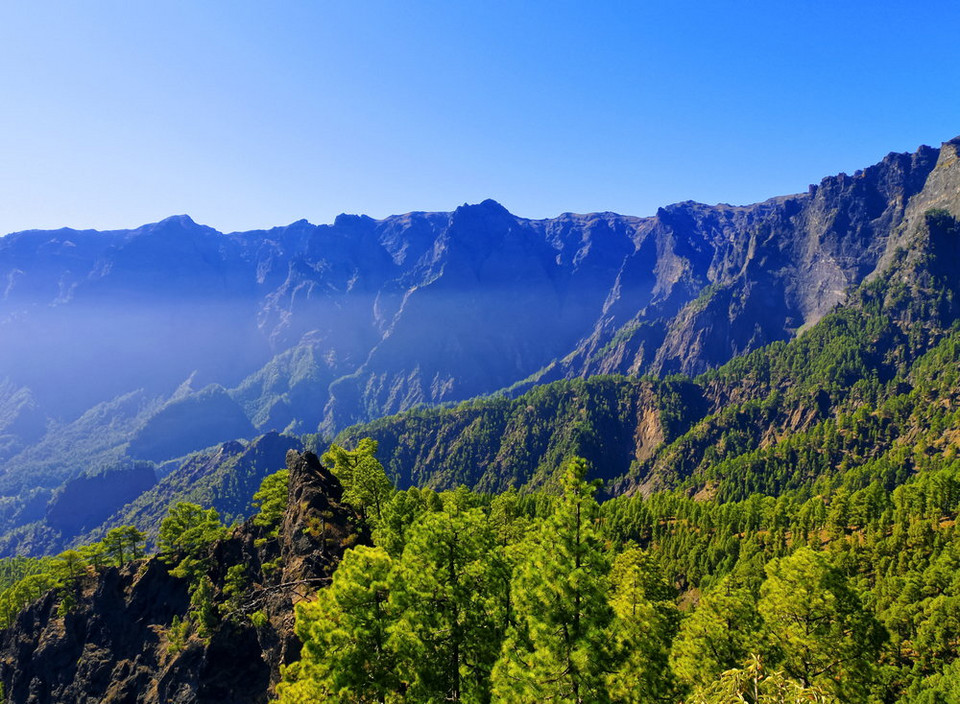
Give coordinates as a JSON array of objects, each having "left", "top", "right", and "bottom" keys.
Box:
[{"left": 1, "top": 1, "right": 959, "bottom": 234}]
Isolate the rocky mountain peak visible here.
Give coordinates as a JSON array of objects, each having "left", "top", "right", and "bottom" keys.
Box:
[
  {"left": 2, "top": 137, "right": 960, "bottom": 543},
  {"left": 936, "top": 135, "right": 960, "bottom": 166},
  {"left": 449, "top": 199, "right": 514, "bottom": 230},
  {"left": 332, "top": 212, "right": 376, "bottom": 229},
  {"left": 140, "top": 214, "right": 208, "bottom": 237},
  {"left": 157, "top": 214, "right": 197, "bottom": 227}
]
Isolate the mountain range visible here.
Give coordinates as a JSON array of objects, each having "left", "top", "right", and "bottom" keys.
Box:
[{"left": 2, "top": 136, "right": 960, "bottom": 555}]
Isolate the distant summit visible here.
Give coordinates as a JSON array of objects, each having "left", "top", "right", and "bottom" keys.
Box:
[{"left": 1, "top": 137, "right": 960, "bottom": 555}]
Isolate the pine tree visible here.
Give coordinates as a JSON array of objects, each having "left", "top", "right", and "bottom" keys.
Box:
[
  {"left": 252, "top": 468, "right": 289, "bottom": 537},
  {"left": 190, "top": 575, "right": 218, "bottom": 639},
  {"left": 158, "top": 502, "right": 225, "bottom": 583},
  {"left": 324, "top": 438, "right": 395, "bottom": 524},
  {"left": 605, "top": 547, "right": 680, "bottom": 703},
  {"left": 492, "top": 457, "right": 615, "bottom": 703},
  {"left": 671, "top": 575, "right": 763, "bottom": 690},
  {"left": 53, "top": 550, "right": 87, "bottom": 582},
  {"left": 758, "top": 548, "right": 886, "bottom": 700},
  {"left": 277, "top": 545, "right": 398, "bottom": 703},
  {"left": 390, "top": 503, "right": 504, "bottom": 703},
  {"left": 374, "top": 487, "right": 444, "bottom": 557}
]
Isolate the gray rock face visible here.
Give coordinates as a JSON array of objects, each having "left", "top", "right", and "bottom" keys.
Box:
[{"left": 1, "top": 138, "right": 958, "bottom": 506}]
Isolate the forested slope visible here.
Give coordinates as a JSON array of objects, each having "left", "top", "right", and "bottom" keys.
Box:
[
  {"left": 338, "top": 208, "right": 960, "bottom": 503},
  {"left": 1, "top": 138, "right": 956, "bottom": 548},
  {"left": 5, "top": 430, "right": 960, "bottom": 701},
  {"left": 6, "top": 138, "right": 960, "bottom": 702}
]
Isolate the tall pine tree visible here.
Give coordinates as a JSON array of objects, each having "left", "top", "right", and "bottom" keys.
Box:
[
  {"left": 492, "top": 457, "right": 615, "bottom": 703},
  {"left": 390, "top": 502, "right": 505, "bottom": 703},
  {"left": 277, "top": 545, "right": 399, "bottom": 703}
]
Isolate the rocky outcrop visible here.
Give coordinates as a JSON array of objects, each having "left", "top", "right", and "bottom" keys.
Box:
[{"left": 0, "top": 450, "right": 362, "bottom": 703}]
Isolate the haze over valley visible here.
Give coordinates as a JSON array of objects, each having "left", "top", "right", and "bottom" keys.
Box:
[{"left": 5, "top": 3, "right": 960, "bottom": 702}]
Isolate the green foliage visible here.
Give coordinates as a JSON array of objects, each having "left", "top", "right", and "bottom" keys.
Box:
[
  {"left": 277, "top": 546, "right": 398, "bottom": 703},
  {"left": 220, "top": 564, "right": 248, "bottom": 621},
  {"left": 261, "top": 555, "right": 284, "bottom": 576},
  {"left": 758, "top": 548, "right": 886, "bottom": 700},
  {"left": 249, "top": 609, "right": 268, "bottom": 628},
  {"left": 373, "top": 486, "right": 444, "bottom": 557},
  {"left": 52, "top": 550, "right": 87, "bottom": 582},
  {"left": 605, "top": 546, "right": 680, "bottom": 702},
  {"left": 190, "top": 575, "right": 218, "bottom": 640},
  {"left": 159, "top": 502, "right": 225, "bottom": 563},
  {"left": 252, "top": 468, "right": 289, "bottom": 537},
  {"left": 690, "top": 654, "right": 838, "bottom": 703},
  {"left": 0, "top": 571, "right": 59, "bottom": 627},
  {"left": 672, "top": 575, "right": 762, "bottom": 689},
  {"left": 158, "top": 501, "right": 226, "bottom": 606},
  {"left": 492, "top": 457, "right": 616, "bottom": 702},
  {"left": 0, "top": 556, "right": 55, "bottom": 591},
  {"left": 391, "top": 504, "right": 504, "bottom": 703},
  {"left": 101, "top": 525, "right": 146, "bottom": 566},
  {"left": 166, "top": 614, "right": 192, "bottom": 654},
  {"left": 336, "top": 375, "right": 673, "bottom": 493},
  {"left": 278, "top": 439, "right": 960, "bottom": 703},
  {"left": 323, "top": 438, "right": 394, "bottom": 524}
]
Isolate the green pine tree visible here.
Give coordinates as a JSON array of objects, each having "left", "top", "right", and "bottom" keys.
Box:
[
  {"left": 605, "top": 547, "right": 680, "bottom": 702},
  {"left": 671, "top": 575, "right": 763, "bottom": 690},
  {"left": 324, "top": 439, "right": 395, "bottom": 524},
  {"left": 389, "top": 503, "right": 505, "bottom": 703},
  {"left": 491, "top": 457, "right": 615, "bottom": 703},
  {"left": 253, "top": 468, "right": 289, "bottom": 538},
  {"left": 277, "top": 545, "right": 399, "bottom": 703},
  {"left": 758, "top": 548, "right": 886, "bottom": 700}
]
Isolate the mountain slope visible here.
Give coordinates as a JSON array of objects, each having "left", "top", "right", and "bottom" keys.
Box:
[
  {"left": 1, "top": 136, "right": 959, "bottom": 554},
  {"left": 0, "top": 449, "right": 362, "bottom": 704},
  {"left": 0, "top": 140, "right": 947, "bottom": 436},
  {"left": 0, "top": 433, "right": 301, "bottom": 558},
  {"left": 336, "top": 207, "right": 960, "bottom": 499}
]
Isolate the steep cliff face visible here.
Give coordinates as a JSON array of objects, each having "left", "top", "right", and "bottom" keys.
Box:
[
  {"left": 0, "top": 450, "right": 361, "bottom": 704},
  {"left": 338, "top": 204, "right": 960, "bottom": 497},
  {"left": 0, "top": 140, "right": 945, "bottom": 439},
  {"left": 548, "top": 143, "right": 941, "bottom": 380},
  {"left": 2, "top": 137, "right": 959, "bottom": 549}
]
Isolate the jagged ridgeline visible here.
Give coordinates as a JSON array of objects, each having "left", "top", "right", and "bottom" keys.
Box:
[
  {"left": 0, "top": 137, "right": 958, "bottom": 562},
  {"left": 4, "top": 136, "right": 960, "bottom": 701},
  {"left": 337, "top": 207, "right": 960, "bottom": 501}
]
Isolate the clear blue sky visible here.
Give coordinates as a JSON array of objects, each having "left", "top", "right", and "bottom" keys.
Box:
[{"left": 2, "top": 1, "right": 959, "bottom": 234}]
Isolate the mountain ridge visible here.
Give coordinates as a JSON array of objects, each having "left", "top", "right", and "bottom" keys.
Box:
[
  {"left": 1, "top": 136, "right": 959, "bottom": 555},
  {"left": 335, "top": 205, "right": 960, "bottom": 500}
]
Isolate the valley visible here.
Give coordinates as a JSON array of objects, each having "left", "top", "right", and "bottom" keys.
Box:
[{"left": 1, "top": 136, "right": 960, "bottom": 702}]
